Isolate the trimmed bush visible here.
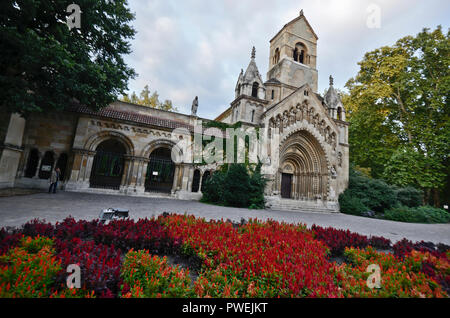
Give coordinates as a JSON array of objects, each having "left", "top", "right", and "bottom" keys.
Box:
[
  {"left": 384, "top": 206, "right": 450, "bottom": 224},
  {"left": 338, "top": 192, "right": 368, "bottom": 216},
  {"left": 202, "top": 164, "right": 267, "bottom": 209},
  {"left": 395, "top": 186, "right": 423, "bottom": 208}
]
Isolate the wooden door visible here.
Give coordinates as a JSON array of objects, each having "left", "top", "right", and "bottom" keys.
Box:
[{"left": 281, "top": 173, "right": 292, "bottom": 199}]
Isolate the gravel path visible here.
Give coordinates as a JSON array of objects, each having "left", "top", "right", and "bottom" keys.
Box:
[{"left": 0, "top": 191, "right": 449, "bottom": 245}]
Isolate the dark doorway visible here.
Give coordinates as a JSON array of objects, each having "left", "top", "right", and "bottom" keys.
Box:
[
  {"left": 145, "top": 147, "right": 175, "bottom": 193},
  {"left": 55, "top": 153, "right": 68, "bottom": 181},
  {"left": 201, "top": 171, "right": 211, "bottom": 192},
  {"left": 281, "top": 173, "right": 293, "bottom": 199},
  {"left": 192, "top": 169, "right": 201, "bottom": 192},
  {"left": 90, "top": 139, "right": 126, "bottom": 190},
  {"left": 25, "top": 149, "right": 39, "bottom": 178},
  {"left": 39, "top": 151, "right": 55, "bottom": 179}
]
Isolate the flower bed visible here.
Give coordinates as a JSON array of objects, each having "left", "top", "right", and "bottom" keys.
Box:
[
  {"left": 311, "top": 225, "right": 391, "bottom": 256},
  {"left": 0, "top": 215, "right": 448, "bottom": 298},
  {"left": 337, "top": 247, "right": 446, "bottom": 297}
]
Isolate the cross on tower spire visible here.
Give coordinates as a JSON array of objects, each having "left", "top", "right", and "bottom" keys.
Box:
[
  {"left": 251, "top": 46, "right": 256, "bottom": 59},
  {"left": 329, "top": 75, "right": 334, "bottom": 86}
]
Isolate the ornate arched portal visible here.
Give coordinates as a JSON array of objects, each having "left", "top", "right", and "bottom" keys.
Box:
[{"left": 279, "top": 130, "right": 329, "bottom": 200}]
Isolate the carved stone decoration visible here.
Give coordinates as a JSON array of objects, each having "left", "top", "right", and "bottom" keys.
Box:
[
  {"left": 330, "top": 166, "right": 337, "bottom": 179},
  {"left": 338, "top": 152, "right": 343, "bottom": 167},
  {"left": 289, "top": 108, "right": 296, "bottom": 125},
  {"left": 319, "top": 120, "right": 325, "bottom": 136},
  {"left": 283, "top": 164, "right": 293, "bottom": 172}
]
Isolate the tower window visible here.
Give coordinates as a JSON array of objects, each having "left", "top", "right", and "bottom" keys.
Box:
[
  {"left": 274, "top": 48, "right": 280, "bottom": 65},
  {"left": 251, "top": 110, "right": 255, "bottom": 122},
  {"left": 294, "top": 42, "right": 307, "bottom": 64},
  {"left": 252, "top": 82, "right": 259, "bottom": 98},
  {"left": 337, "top": 107, "right": 342, "bottom": 121},
  {"left": 271, "top": 90, "right": 274, "bottom": 100}
]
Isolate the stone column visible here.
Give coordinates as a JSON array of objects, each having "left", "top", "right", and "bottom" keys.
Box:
[
  {"left": 171, "top": 165, "right": 179, "bottom": 194},
  {"left": 65, "top": 149, "right": 95, "bottom": 190},
  {"left": 197, "top": 171, "right": 204, "bottom": 193},
  {"left": 120, "top": 156, "right": 132, "bottom": 193},
  {"left": 135, "top": 158, "right": 149, "bottom": 194},
  {"left": 33, "top": 153, "right": 43, "bottom": 179}
]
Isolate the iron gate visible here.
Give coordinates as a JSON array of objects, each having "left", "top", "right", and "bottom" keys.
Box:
[
  {"left": 145, "top": 157, "right": 175, "bottom": 193},
  {"left": 90, "top": 151, "right": 124, "bottom": 190}
]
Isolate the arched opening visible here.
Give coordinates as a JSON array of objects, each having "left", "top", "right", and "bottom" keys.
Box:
[
  {"left": 337, "top": 107, "right": 342, "bottom": 121},
  {"left": 293, "top": 48, "right": 298, "bottom": 61},
  {"left": 274, "top": 48, "right": 280, "bottom": 64},
  {"left": 251, "top": 109, "right": 255, "bottom": 123},
  {"left": 294, "top": 43, "right": 307, "bottom": 64},
  {"left": 145, "top": 147, "right": 175, "bottom": 193},
  {"left": 280, "top": 131, "right": 328, "bottom": 200},
  {"left": 55, "top": 153, "right": 68, "bottom": 181},
  {"left": 192, "top": 169, "right": 201, "bottom": 192},
  {"left": 90, "top": 139, "right": 126, "bottom": 190},
  {"left": 201, "top": 171, "right": 211, "bottom": 192},
  {"left": 252, "top": 82, "right": 259, "bottom": 98},
  {"left": 24, "top": 149, "right": 39, "bottom": 178},
  {"left": 39, "top": 151, "right": 55, "bottom": 179}
]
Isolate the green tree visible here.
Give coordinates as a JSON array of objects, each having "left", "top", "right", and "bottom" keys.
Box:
[
  {"left": 345, "top": 26, "right": 449, "bottom": 206},
  {"left": 0, "top": 0, "right": 136, "bottom": 116},
  {"left": 121, "top": 84, "right": 178, "bottom": 111}
]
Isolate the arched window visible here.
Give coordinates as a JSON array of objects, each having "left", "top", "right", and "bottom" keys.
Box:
[
  {"left": 252, "top": 82, "right": 259, "bottom": 98},
  {"left": 251, "top": 110, "right": 255, "bottom": 123},
  {"left": 55, "top": 153, "right": 68, "bottom": 181},
  {"left": 24, "top": 148, "right": 39, "bottom": 178},
  {"left": 294, "top": 43, "right": 307, "bottom": 64},
  {"left": 274, "top": 48, "right": 280, "bottom": 64},
  {"left": 337, "top": 107, "right": 342, "bottom": 121},
  {"left": 39, "top": 151, "right": 55, "bottom": 179}
]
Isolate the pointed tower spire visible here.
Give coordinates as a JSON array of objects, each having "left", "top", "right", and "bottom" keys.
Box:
[{"left": 251, "top": 46, "right": 256, "bottom": 59}]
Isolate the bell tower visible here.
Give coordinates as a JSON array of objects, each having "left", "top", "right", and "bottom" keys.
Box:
[{"left": 267, "top": 10, "right": 318, "bottom": 92}]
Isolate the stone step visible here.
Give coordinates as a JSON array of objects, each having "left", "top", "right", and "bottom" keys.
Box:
[{"left": 267, "top": 200, "right": 339, "bottom": 213}]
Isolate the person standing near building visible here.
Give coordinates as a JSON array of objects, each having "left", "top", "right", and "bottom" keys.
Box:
[{"left": 48, "top": 167, "right": 60, "bottom": 194}]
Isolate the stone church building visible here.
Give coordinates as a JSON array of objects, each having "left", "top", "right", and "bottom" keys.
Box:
[{"left": 0, "top": 11, "right": 349, "bottom": 212}]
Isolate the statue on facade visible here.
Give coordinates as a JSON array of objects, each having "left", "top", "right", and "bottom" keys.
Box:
[{"left": 191, "top": 96, "right": 198, "bottom": 116}]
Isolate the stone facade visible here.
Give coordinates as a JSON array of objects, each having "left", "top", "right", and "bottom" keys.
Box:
[
  {"left": 0, "top": 11, "right": 349, "bottom": 212},
  {"left": 215, "top": 11, "right": 349, "bottom": 212}
]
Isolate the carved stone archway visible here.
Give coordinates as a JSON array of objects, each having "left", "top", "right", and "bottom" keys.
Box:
[{"left": 279, "top": 129, "right": 329, "bottom": 200}]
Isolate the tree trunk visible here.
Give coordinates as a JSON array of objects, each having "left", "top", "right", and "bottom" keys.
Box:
[
  {"left": 425, "top": 188, "right": 431, "bottom": 206},
  {"left": 433, "top": 188, "right": 440, "bottom": 208}
]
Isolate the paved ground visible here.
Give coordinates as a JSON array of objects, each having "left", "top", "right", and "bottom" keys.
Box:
[{"left": 0, "top": 191, "right": 449, "bottom": 244}]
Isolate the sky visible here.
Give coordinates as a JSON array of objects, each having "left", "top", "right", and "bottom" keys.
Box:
[{"left": 123, "top": 0, "right": 450, "bottom": 119}]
